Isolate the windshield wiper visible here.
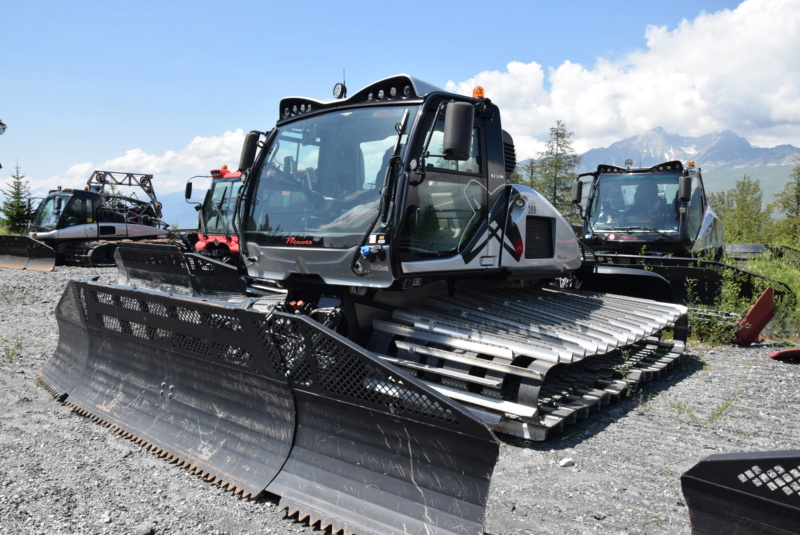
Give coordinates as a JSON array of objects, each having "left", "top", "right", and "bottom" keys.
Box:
[
  {"left": 214, "top": 188, "right": 229, "bottom": 236},
  {"left": 613, "top": 226, "right": 675, "bottom": 240},
  {"left": 616, "top": 226, "right": 657, "bottom": 231}
]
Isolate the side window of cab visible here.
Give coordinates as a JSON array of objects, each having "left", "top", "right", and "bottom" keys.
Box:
[
  {"left": 426, "top": 116, "right": 482, "bottom": 175},
  {"left": 400, "top": 106, "right": 487, "bottom": 258}
]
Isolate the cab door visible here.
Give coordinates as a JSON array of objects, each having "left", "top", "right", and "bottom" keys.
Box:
[
  {"left": 399, "top": 102, "right": 494, "bottom": 274},
  {"left": 58, "top": 195, "right": 98, "bottom": 239}
]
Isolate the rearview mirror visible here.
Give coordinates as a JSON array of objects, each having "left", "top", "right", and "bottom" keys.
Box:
[
  {"left": 679, "top": 175, "right": 691, "bottom": 202},
  {"left": 443, "top": 102, "right": 473, "bottom": 161},
  {"left": 302, "top": 125, "right": 317, "bottom": 145},
  {"left": 571, "top": 180, "right": 583, "bottom": 204},
  {"left": 185, "top": 182, "right": 193, "bottom": 200},
  {"left": 238, "top": 130, "right": 261, "bottom": 172}
]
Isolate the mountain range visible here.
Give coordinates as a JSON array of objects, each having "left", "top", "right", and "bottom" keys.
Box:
[
  {"left": 578, "top": 127, "right": 800, "bottom": 200},
  {"left": 579, "top": 127, "right": 800, "bottom": 172}
]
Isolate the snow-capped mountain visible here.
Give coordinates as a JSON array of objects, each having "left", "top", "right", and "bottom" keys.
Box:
[{"left": 579, "top": 127, "right": 800, "bottom": 173}]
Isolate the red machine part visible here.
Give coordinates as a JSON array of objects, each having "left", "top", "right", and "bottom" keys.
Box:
[{"left": 733, "top": 287, "right": 775, "bottom": 346}]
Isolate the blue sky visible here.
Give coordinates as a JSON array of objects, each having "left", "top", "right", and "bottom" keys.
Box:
[{"left": 2, "top": 0, "right": 796, "bottom": 196}]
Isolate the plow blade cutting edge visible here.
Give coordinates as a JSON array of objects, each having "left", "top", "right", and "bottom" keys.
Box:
[
  {"left": 0, "top": 234, "right": 56, "bottom": 271},
  {"left": 681, "top": 450, "right": 800, "bottom": 534},
  {"left": 37, "top": 279, "right": 499, "bottom": 535}
]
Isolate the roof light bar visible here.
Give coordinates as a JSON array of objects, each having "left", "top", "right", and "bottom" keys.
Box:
[{"left": 278, "top": 75, "right": 444, "bottom": 122}]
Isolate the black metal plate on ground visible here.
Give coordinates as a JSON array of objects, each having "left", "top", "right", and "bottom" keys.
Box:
[
  {"left": 0, "top": 235, "right": 56, "bottom": 271},
  {"left": 681, "top": 450, "right": 800, "bottom": 534}
]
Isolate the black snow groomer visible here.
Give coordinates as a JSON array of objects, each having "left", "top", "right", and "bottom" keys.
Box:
[{"left": 39, "top": 75, "right": 689, "bottom": 534}]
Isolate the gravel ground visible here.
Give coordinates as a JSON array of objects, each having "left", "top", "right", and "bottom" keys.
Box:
[{"left": 1, "top": 265, "right": 798, "bottom": 535}]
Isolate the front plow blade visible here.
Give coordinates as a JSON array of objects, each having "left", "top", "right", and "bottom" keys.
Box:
[
  {"left": 38, "top": 279, "right": 294, "bottom": 497},
  {"left": 115, "top": 242, "right": 246, "bottom": 298},
  {"left": 264, "top": 312, "right": 499, "bottom": 534},
  {"left": 681, "top": 450, "right": 800, "bottom": 534},
  {"left": 38, "top": 279, "right": 499, "bottom": 534},
  {"left": 0, "top": 234, "right": 56, "bottom": 271}
]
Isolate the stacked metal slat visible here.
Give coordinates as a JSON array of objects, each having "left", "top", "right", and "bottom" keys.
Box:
[{"left": 372, "top": 286, "right": 687, "bottom": 440}]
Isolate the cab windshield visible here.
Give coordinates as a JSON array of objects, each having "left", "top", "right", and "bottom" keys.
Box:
[
  {"left": 203, "top": 179, "right": 241, "bottom": 235},
  {"left": 30, "top": 194, "right": 68, "bottom": 230},
  {"left": 244, "top": 105, "right": 415, "bottom": 248},
  {"left": 589, "top": 174, "right": 681, "bottom": 233}
]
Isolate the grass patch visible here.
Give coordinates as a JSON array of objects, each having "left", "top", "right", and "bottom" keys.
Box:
[
  {"left": 634, "top": 389, "right": 655, "bottom": 415},
  {"left": 669, "top": 388, "right": 745, "bottom": 427},
  {"left": 706, "top": 389, "right": 745, "bottom": 425},
  {"left": 1, "top": 335, "right": 22, "bottom": 363}
]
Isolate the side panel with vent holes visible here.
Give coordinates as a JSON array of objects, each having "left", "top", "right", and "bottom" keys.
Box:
[
  {"left": 681, "top": 450, "right": 800, "bottom": 534},
  {"left": 38, "top": 280, "right": 499, "bottom": 535}
]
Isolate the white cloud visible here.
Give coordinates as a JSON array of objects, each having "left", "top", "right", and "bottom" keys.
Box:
[
  {"left": 29, "top": 129, "right": 246, "bottom": 196},
  {"left": 446, "top": 0, "right": 800, "bottom": 160}
]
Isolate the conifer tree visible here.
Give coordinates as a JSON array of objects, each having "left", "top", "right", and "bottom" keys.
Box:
[
  {"left": 0, "top": 165, "right": 32, "bottom": 233},
  {"left": 769, "top": 159, "right": 800, "bottom": 246},
  {"left": 529, "top": 121, "right": 582, "bottom": 223}
]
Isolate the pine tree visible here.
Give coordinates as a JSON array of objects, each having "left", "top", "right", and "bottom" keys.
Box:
[
  {"left": 510, "top": 159, "right": 537, "bottom": 188},
  {"left": 709, "top": 175, "right": 770, "bottom": 244},
  {"left": 769, "top": 159, "right": 800, "bottom": 246},
  {"left": 530, "top": 121, "right": 582, "bottom": 223},
  {"left": 0, "top": 165, "right": 32, "bottom": 233}
]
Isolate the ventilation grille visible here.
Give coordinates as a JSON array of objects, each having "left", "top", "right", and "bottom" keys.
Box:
[
  {"left": 525, "top": 216, "right": 554, "bottom": 259},
  {"left": 503, "top": 143, "right": 516, "bottom": 175},
  {"left": 502, "top": 130, "right": 516, "bottom": 175}
]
